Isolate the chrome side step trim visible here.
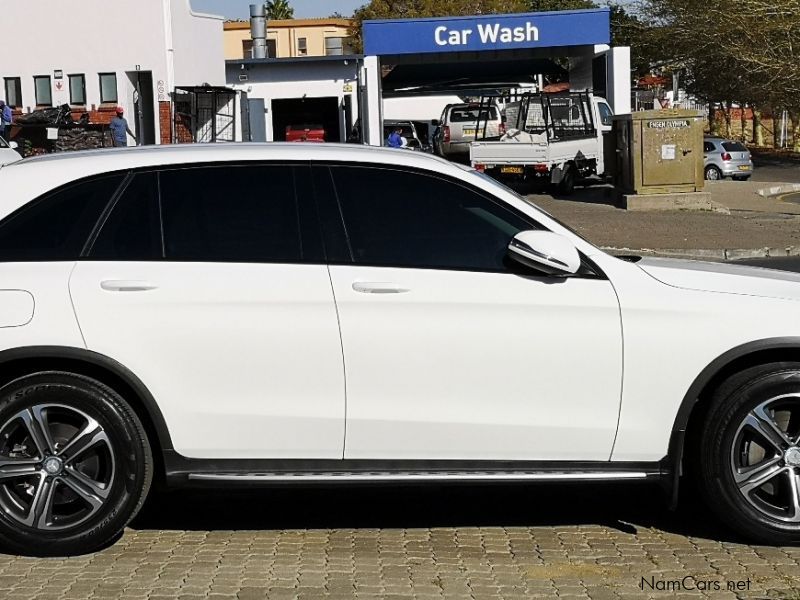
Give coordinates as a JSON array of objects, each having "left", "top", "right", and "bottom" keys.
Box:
[{"left": 188, "top": 471, "right": 650, "bottom": 483}]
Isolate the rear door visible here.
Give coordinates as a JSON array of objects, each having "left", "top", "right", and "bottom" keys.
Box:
[{"left": 69, "top": 163, "right": 346, "bottom": 460}]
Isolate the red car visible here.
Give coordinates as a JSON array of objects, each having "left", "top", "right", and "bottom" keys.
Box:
[{"left": 286, "top": 124, "right": 325, "bottom": 143}]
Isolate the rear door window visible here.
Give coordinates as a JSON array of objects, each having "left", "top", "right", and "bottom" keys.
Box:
[
  {"left": 159, "top": 165, "right": 305, "bottom": 263},
  {"left": 0, "top": 174, "right": 124, "bottom": 261},
  {"left": 722, "top": 142, "right": 748, "bottom": 152}
]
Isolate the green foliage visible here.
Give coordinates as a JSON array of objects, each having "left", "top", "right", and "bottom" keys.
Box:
[
  {"left": 265, "top": 0, "right": 294, "bottom": 20},
  {"left": 635, "top": 0, "right": 800, "bottom": 132},
  {"left": 528, "top": 0, "right": 594, "bottom": 10}
]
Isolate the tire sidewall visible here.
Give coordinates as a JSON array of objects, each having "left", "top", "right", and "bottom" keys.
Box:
[{"left": 0, "top": 373, "right": 149, "bottom": 554}]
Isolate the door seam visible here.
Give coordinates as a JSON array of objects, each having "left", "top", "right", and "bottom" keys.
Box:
[
  {"left": 67, "top": 261, "right": 89, "bottom": 350},
  {"left": 326, "top": 265, "right": 348, "bottom": 459}
]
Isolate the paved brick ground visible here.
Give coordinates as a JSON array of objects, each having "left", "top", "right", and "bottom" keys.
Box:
[{"left": 2, "top": 485, "right": 799, "bottom": 599}]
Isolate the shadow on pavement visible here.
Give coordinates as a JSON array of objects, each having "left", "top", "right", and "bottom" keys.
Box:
[
  {"left": 130, "top": 482, "right": 744, "bottom": 543},
  {"left": 545, "top": 184, "right": 620, "bottom": 207}
]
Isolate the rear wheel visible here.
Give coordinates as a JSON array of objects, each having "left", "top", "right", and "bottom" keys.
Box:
[
  {"left": 0, "top": 372, "right": 152, "bottom": 556},
  {"left": 557, "top": 165, "right": 576, "bottom": 196},
  {"left": 697, "top": 363, "right": 800, "bottom": 544},
  {"left": 705, "top": 165, "right": 723, "bottom": 181}
]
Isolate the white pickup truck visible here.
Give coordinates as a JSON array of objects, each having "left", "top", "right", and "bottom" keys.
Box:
[{"left": 470, "top": 92, "right": 614, "bottom": 195}]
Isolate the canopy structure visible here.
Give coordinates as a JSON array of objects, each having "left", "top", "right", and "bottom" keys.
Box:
[
  {"left": 381, "top": 59, "right": 567, "bottom": 96},
  {"left": 356, "top": 8, "right": 630, "bottom": 146}
]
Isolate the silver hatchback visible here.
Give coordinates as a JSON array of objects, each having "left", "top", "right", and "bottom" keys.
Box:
[{"left": 703, "top": 137, "right": 753, "bottom": 181}]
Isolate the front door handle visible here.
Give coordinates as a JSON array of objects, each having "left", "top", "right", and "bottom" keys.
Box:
[
  {"left": 100, "top": 280, "right": 158, "bottom": 292},
  {"left": 352, "top": 282, "right": 410, "bottom": 294}
]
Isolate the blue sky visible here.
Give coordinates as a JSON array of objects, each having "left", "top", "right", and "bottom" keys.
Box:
[{"left": 190, "top": 0, "right": 365, "bottom": 19}]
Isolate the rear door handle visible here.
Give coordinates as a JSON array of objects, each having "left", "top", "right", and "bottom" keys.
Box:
[
  {"left": 100, "top": 280, "right": 158, "bottom": 292},
  {"left": 352, "top": 282, "right": 410, "bottom": 294}
]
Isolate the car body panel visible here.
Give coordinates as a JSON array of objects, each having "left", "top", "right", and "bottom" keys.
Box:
[
  {"left": 329, "top": 264, "right": 623, "bottom": 461},
  {"left": 69, "top": 261, "right": 346, "bottom": 459},
  {"left": 0, "top": 136, "right": 21, "bottom": 166}
]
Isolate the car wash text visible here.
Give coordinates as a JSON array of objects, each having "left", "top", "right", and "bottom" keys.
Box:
[{"left": 434, "top": 21, "right": 539, "bottom": 47}]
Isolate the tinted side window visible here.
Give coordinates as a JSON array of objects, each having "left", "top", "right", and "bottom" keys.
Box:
[
  {"left": 703, "top": 142, "right": 715, "bottom": 152},
  {"left": 0, "top": 174, "right": 124, "bottom": 261},
  {"left": 90, "top": 172, "right": 162, "bottom": 260},
  {"left": 329, "top": 166, "right": 531, "bottom": 272},
  {"left": 159, "top": 165, "right": 302, "bottom": 263},
  {"left": 722, "top": 141, "right": 748, "bottom": 152}
]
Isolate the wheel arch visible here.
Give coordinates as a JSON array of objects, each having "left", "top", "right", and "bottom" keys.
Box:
[
  {"left": 665, "top": 337, "right": 800, "bottom": 505},
  {"left": 0, "top": 346, "right": 174, "bottom": 482}
]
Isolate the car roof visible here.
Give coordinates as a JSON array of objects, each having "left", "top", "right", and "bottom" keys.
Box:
[{"left": 5, "top": 143, "right": 456, "bottom": 176}]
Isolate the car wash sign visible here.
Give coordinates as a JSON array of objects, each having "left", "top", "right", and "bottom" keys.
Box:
[{"left": 363, "top": 9, "right": 610, "bottom": 56}]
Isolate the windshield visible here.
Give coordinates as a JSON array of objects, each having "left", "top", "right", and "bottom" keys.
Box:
[{"left": 464, "top": 167, "right": 596, "bottom": 247}]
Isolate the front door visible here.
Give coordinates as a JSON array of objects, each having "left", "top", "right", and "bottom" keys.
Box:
[
  {"left": 316, "top": 164, "right": 623, "bottom": 462},
  {"left": 69, "top": 164, "right": 345, "bottom": 459}
]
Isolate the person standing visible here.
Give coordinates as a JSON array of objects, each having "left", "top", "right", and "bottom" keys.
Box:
[
  {"left": 0, "top": 101, "right": 13, "bottom": 140},
  {"left": 109, "top": 107, "right": 136, "bottom": 147}
]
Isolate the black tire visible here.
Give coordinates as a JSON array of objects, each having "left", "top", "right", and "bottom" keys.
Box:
[
  {"left": 557, "top": 165, "right": 576, "bottom": 196},
  {"left": 697, "top": 362, "right": 800, "bottom": 544},
  {"left": 704, "top": 165, "right": 723, "bottom": 181},
  {"left": 0, "top": 372, "right": 152, "bottom": 556}
]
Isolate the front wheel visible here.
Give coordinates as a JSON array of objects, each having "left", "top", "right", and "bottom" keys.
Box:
[
  {"left": 698, "top": 363, "right": 800, "bottom": 544},
  {"left": 0, "top": 372, "right": 152, "bottom": 556}
]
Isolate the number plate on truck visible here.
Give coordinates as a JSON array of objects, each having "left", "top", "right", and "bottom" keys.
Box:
[
  {"left": 501, "top": 166, "right": 524, "bottom": 174},
  {"left": 463, "top": 128, "right": 476, "bottom": 136}
]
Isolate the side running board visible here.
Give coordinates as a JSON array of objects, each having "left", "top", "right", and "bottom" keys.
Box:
[{"left": 188, "top": 470, "right": 652, "bottom": 483}]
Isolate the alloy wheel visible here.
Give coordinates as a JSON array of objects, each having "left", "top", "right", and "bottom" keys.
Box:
[
  {"left": 0, "top": 404, "right": 115, "bottom": 531},
  {"left": 730, "top": 394, "right": 800, "bottom": 523}
]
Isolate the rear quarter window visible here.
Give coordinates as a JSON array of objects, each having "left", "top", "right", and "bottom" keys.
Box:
[{"left": 0, "top": 174, "right": 124, "bottom": 261}]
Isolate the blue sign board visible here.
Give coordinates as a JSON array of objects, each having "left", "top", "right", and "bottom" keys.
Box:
[{"left": 363, "top": 8, "right": 610, "bottom": 56}]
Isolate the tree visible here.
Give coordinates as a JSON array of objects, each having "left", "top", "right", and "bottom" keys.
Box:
[
  {"left": 265, "top": 0, "right": 294, "bottom": 20},
  {"left": 634, "top": 0, "right": 800, "bottom": 148},
  {"left": 528, "top": 0, "right": 594, "bottom": 9}
]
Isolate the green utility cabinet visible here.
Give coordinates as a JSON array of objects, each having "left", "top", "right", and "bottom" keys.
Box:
[{"left": 613, "top": 109, "right": 705, "bottom": 195}]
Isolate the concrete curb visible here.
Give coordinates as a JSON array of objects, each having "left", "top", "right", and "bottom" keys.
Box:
[
  {"left": 757, "top": 183, "right": 800, "bottom": 198},
  {"left": 602, "top": 246, "right": 800, "bottom": 262}
]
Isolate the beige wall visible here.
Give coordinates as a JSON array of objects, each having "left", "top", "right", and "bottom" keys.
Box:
[{"left": 224, "top": 20, "right": 353, "bottom": 60}]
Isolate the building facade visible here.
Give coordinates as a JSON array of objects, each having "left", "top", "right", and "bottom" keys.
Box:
[
  {"left": 0, "top": 0, "right": 224, "bottom": 146},
  {"left": 224, "top": 19, "right": 354, "bottom": 60}
]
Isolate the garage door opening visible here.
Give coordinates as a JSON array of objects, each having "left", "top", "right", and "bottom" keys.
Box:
[{"left": 271, "top": 97, "right": 342, "bottom": 143}]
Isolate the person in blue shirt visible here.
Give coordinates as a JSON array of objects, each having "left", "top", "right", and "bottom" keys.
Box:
[
  {"left": 0, "top": 101, "right": 13, "bottom": 140},
  {"left": 109, "top": 107, "right": 136, "bottom": 147},
  {"left": 387, "top": 126, "right": 404, "bottom": 148}
]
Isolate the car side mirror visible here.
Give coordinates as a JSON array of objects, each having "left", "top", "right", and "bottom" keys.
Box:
[
  {"left": 507, "top": 230, "right": 581, "bottom": 276},
  {"left": 9, "top": 141, "right": 18, "bottom": 150}
]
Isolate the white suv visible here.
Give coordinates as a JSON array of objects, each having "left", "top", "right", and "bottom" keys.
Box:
[{"left": 1, "top": 144, "right": 800, "bottom": 555}]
